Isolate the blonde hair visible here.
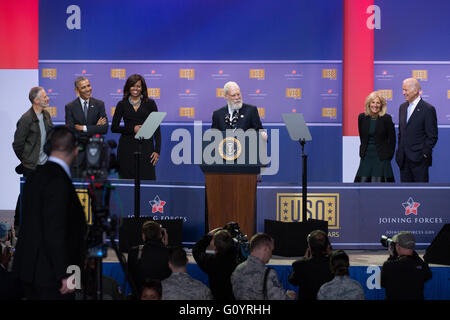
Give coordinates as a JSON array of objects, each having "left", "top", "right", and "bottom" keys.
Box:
[{"left": 364, "top": 91, "right": 387, "bottom": 117}]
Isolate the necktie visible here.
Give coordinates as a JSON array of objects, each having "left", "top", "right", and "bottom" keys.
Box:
[
  {"left": 407, "top": 104, "right": 413, "bottom": 122},
  {"left": 83, "top": 101, "right": 88, "bottom": 120}
]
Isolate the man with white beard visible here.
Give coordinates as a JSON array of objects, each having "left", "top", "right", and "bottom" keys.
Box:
[{"left": 211, "top": 81, "right": 264, "bottom": 133}]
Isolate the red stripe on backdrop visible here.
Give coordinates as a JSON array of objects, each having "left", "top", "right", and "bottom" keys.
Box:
[
  {"left": 343, "top": 0, "right": 374, "bottom": 137},
  {"left": 0, "top": 0, "right": 38, "bottom": 69}
]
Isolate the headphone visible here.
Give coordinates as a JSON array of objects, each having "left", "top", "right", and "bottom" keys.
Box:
[
  {"left": 307, "top": 230, "right": 330, "bottom": 247},
  {"left": 43, "top": 125, "right": 80, "bottom": 156}
]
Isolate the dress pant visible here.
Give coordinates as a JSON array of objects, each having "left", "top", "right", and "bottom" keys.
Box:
[{"left": 400, "top": 158, "right": 429, "bottom": 182}]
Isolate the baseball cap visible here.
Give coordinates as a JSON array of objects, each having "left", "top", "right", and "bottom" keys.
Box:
[{"left": 392, "top": 231, "right": 415, "bottom": 249}]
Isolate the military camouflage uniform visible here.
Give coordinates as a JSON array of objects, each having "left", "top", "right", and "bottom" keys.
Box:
[
  {"left": 231, "top": 255, "right": 292, "bottom": 300},
  {"left": 161, "top": 272, "right": 213, "bottom": 300},
  {"left": 317, "top": 275, "right": 365, "bottom": 300}
]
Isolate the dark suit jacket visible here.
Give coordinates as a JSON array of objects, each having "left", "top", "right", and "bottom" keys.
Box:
[
  {"left": 192, "top": 234, "right": 237, "bottom": 301},
  {"left": 65, "top": 97, "right": 108, "bottom": 139},
  {"left": 395, "top": 98, "right": 438, "bottom": 167},
  {"left": 288, "top": 255, "right": 333, "bottom": 300},
  {"left": 358, "top": 113, "right": 396, "bottom": 160},
  {"left": 211, "top": 103, "right": 263, "bottom": 131},
  {"left": 13, "top": 161, "right": 87, "bottom": 288},
  {"left": 127, "top": 240, "right": 171, "bottom": 294}
]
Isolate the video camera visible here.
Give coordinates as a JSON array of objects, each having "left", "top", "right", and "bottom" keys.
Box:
[
  {"left": 80, "top": 134, "right": 118, "bottom": 180},
  {"left": 380, "top": 235, "right": 398, "bottom": 258},
  {"left": 222, "top": 221, "right": 250, "bottom": 263}
]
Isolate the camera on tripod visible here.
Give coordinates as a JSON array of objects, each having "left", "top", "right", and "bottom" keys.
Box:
[{"left": 82, "top": 134, "right": 118, "bottom": 180}]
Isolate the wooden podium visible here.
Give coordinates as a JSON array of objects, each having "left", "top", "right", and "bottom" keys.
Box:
[
  {"left": 200, "top": 129, "right": 263, "bottom": 239},
  {"left": 203, "top": 170, "right": 258, "bottom": 239}
]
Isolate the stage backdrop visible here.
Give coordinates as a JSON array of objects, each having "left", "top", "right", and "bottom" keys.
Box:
[
  {"left": 39, "top": 179, "right": 447, "bottom": 248},
  {"left": 38, "top": 0, "right": 344, "bottom": 183},
  {"left": 371, "top": 0, "right": 450, "bottom": 182}
]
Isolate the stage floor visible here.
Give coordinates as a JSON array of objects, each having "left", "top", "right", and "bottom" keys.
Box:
[{"left": 104, "top": 247, "right": 439, "bottom": 267}]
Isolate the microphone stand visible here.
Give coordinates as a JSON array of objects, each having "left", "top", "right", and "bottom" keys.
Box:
[
  {"left": 299, "top": 138, "right": 308, "bottom": 222},
  {"left": 134, "top": 137, "right": 144, "bottom": 218}
]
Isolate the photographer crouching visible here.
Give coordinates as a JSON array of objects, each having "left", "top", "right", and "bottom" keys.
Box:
[{"left": 380, "top": 231, "right": 432, "bottom": 300}]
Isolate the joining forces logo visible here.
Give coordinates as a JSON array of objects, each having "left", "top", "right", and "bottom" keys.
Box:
[
  {"left": 402, "top": 197, "right": 420, "bottom": 216},
  {"left": 150, "top": 195, "right": 166, "bottom": 213}
]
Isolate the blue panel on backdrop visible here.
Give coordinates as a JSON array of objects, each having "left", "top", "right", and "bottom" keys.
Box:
[
  {"left": 39, "top": 0, "right": 343, "bottom": 60},
  {"left": 374, "top": 0, "right": 450, "bottom": 61},
  {"left": 99, "top": 123, "right": 343, "bottom": 183},
  {"left": 257, "top": 183, "right": 450, "bottom": 249}
]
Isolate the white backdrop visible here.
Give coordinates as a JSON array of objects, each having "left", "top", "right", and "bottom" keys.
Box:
[{"left": 0, "top": 70, "right": 38, "bottom": 210}]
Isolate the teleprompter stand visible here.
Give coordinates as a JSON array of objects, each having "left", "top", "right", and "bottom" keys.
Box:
[
  {"left": 86, "top": 177, "right": 139, "bottom": 300},
  {"left": 133, "top": 112, "right": 166, "bottom": 218},
  {"left": 264, "top": 114, "right": 327, "bottom": 257},
  {"left": 282, "top": 113, "right": 312, "bottom": 222}
]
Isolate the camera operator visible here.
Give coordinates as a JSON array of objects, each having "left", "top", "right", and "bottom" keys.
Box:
[
  {"left": 381, "top": 231, "right": 432, "bottom": 300},
  {"left": 192, "top": 227, "right": 238, "bottom": 301},
  {"left": 127, "top": 221, "right": 171, "bottom": 297}
]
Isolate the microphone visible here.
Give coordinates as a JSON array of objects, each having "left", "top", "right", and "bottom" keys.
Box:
[
  {"left": 225, "top": 113, "right": 231, "bottom": 127},
  {"left": 225, "top": 111, "right": 239, "bottom": 129},
  {"left": 231, "top": 111, "right": 239, "bottom": 126}
]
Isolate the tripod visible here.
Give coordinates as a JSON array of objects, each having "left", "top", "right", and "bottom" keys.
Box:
[
  {"left": 133, "top": 138, "right": 144, "bottom": 218},
  {"left": 86, "top": 177, "right": 139, "bottom": 300}
]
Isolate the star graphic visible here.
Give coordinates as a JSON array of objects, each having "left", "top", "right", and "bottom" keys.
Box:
[
  {"left": 402, "top": 197, "right": 420, "bottom": 216},
  {"left": 149, "top": 195, "right": 166, "bottom": 214}
]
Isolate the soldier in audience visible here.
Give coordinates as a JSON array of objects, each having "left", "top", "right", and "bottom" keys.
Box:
[
  {"left": 317, "top": 250, "right": 365, "bottom": 300},
  {"left": 231, "top": 233, "right": 295, "bottom": 300},
  {"left": 161, "top": 247, "right": 213, "bottom": 300}
]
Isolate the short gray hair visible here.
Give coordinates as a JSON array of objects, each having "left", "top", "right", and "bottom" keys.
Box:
[
  {"left": 224, "top": 81, "right": 240, "bottom": 96},
  {"left": 403, "top": 77, "right": 421, "bottom": 91},
  {"left": 28, "top": 86, "right": 44, "bottom": 104}
]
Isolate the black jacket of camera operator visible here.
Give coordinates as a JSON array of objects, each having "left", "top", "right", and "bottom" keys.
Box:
[
  {"left": 192, "top": 233, "right": 238, "bottom": 301},
  {"left": 381, "top": 250, "right": 432, "bottom": 300}
]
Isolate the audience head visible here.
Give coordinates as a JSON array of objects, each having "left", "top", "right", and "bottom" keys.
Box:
[
  {"left": 330, "top": 250, "right": 350, "bottom": 276},
  {"left": 0, "top": 222, "right": 10, "bottom": 242},
  {"left": 142, "top": 221, "right": 163, "bottom": 242},
  {"left": 249, "top": 233, "right": 274, "bottom": 264},
  {"left": 212, "top": 229, "right": 234, "bottom": 254},
  {"left": 168, "top": 246, "right": 188, "bottom": 271},
  {"left": 45, "top": 126, "right": 79, "bottom": 165},
  {"left": 393, "top": 231, "right": 415, "bottom": 256},
  {"left": 123, "top": 74, "right": 148, "bottom": 102},
  {"left": 307, "top": 230, "right": 331, "bottom": 257},
  {"left": 140, "top": 279, "right": 162, "bottom": 300}
]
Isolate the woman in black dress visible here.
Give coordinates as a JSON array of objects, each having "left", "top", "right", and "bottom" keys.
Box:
[
  {"left": 111, "top": 74, "right": 161, "bottom": 180},
  {"left": 354, "top": 91, "right": 396, "bottom": 182}
]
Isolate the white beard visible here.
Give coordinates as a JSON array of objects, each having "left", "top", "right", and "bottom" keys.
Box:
[{"left": 228, "top": 101, "right": 243, "bottom": 110}]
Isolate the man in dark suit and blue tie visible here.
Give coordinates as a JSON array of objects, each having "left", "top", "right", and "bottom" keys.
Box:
[
  {"left": 212, "top": 81, "right": 266, "bottom": 140},
  {"left": 395, "top": 78, "right": 438, "bottom": 182},
  {"left": 65, "top": 76, "right": 108, "bottom": 177}
]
